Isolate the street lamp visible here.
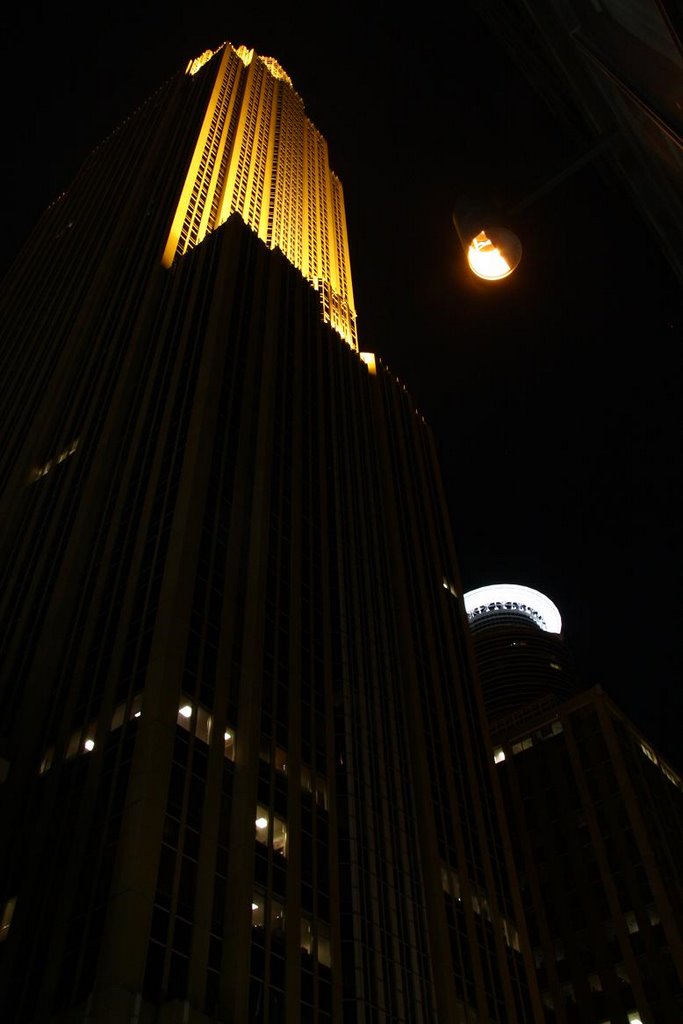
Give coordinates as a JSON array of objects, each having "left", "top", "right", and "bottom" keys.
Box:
[
  {"left": 453, "top": 133, "right": 616, "bottom": 281},
  {"left": 452, "top": 197, "right": 522, "bottom": 282}
]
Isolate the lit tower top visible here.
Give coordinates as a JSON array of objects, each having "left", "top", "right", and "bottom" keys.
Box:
[
  {"left": 463, "top": 584, "right": 576, "bottom": 729},
  {"left": 163, "top": 42, "right": 358, "bottom": 349},
  {"left": 464, "top": 583, "right": 562, "bottom": 634}
]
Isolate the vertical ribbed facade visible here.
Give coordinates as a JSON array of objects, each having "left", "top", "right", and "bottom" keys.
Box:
[
  {"left": 162, "top": 42, "right": 357, "bottom": 350},
  {"left": 491, "top": 688, "right": 683, "bottom": 1023},
  {"left": 0, "top": 43, "right": 539, "bottom": 1024}
]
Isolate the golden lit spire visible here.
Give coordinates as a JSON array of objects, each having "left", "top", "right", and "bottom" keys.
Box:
[{"left": 164, "top": 42, "right": 357, "bottom": 349}]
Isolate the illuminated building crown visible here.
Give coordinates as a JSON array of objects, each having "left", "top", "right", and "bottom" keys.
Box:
[{"left": 164, "top": 41, "right": 357, "bottom": 349}]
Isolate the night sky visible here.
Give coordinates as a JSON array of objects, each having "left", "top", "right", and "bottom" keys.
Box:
[{"left": 2, "top": 7, "right": 681, "bottom": 768}]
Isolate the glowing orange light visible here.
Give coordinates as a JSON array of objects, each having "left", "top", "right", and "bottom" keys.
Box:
[{"left": 467, "top": 228, "right": 521, "bottom": 281}]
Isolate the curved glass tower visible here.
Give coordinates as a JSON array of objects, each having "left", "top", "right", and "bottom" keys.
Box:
[{"left": 464, "top": 583, "right": 578, "bottom": 731}]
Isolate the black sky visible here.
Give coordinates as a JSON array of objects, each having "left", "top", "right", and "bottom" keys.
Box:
[{"left": 2, "top": 5, "right": 681, "bottom": 768}]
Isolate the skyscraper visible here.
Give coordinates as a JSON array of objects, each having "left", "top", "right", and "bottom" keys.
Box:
[
  {"left": 464, "top": 585, "right": 683, "bottom": 1022},
  {"left": 489, "top": 686, "right": 683, "bottom": 1023},
  {"left": 463, "top": 583, "right": 578, "bottom": 736},
  {"left": 0, "top": 40, "right": 540, "bottom": 1023}
]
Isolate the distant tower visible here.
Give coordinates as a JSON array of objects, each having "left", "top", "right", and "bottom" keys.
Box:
[{"left": 464, "top": 583, "right": 577, "bottom": 732}]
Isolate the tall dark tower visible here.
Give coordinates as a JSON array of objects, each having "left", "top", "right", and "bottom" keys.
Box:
[{"left": 0, "top": 40, "right": 541, "bottom": 1024}]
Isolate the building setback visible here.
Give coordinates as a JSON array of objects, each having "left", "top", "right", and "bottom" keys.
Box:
[{"left": 0, "top": 42, "right": 541, "bottom": 1023}]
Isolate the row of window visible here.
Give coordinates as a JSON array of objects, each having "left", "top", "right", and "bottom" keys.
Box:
[
  {"left": 639, "top": 740, "right": 680, "bottom": 789},
  {"left": 38, "top": 695, "right": 329, "bottom": 809},
  {"left": 493, "top": 719, "right": 564, "bottom": 764},
  {"left": 251, "top": 895, "right": 331, "bottom": 967},
  {"left": 440, "top": 864, "right": 520, "bottom": 952},
  {"left": 29, "top": 439, "right": 79, "bottom": 483},
  {"left": 38, "top": 696, "right": 234, "bottom": 775}
]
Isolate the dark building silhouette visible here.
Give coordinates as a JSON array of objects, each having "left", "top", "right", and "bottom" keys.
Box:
[
  {"left": 465, "top": 586, "right": 683, "bottom": 1023},
  {"left": 0, "top": 41, "right": 541, "bottom": 1023}
]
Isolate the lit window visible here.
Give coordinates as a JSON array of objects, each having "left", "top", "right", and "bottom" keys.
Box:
[
  {"left": 224, "top": 729, "right": 235, "bottom": 760},
  {"left": 300, "top": 916, "right": 312, "bottom": 954},
  {"left": 511, "top": 736, "right": 533, "bottom": 755},
  {"left": 29, "top": 439, "right": 79, "bottom": 483},
  {"left": 0, "top": 897, "right": 16, "bottom": 942},
  {"left": 627, "top": 1013, "right": 644, "bottom": 1024},
  {"left": 493, "top": 747, "right": 506, "bottom": 764},
  {"left": 275, "top": 747, "right": 287, "bottom": 773},
  {"left": 502, "top": 918, "right": 520, "bottom": 952},
  {"left": 111, "top": 693, "right": 143, "bottom": 730},
  {"left": 254, "top": 804, "right": 287, "bottom": 857},
  {"left": 625, "top": 911, "right": 639, "bottom": 934},
  {"left": 251, "top": 898, "right": 264, "bottom": 928},
  {"left": 178, "top": 703, "right": 193, "bottom": 721},
  {"left": 272, "top": 816, "right": 287, "bottom": 856},
  {"left": 66, "top": 724, "right": 96, "bottom": 760}
]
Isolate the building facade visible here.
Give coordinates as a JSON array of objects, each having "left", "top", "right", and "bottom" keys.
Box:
[
  {"left": 464, "top": 585, "right": 683, "bottom": 1023},
  {"left": 491, "top": 688, "right": 683, "bottom": 1024},
  {"left": 0, "top": 42, "right": 540, "bottom": 1023}
]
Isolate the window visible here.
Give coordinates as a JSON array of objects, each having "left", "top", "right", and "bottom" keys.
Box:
[
  {"left": 251, "top": 896, "right": 265, "bottom": 928},
  {"left": 301, "top": 916, "right": 312, "bottom": 954},
  {"left": 177, "top": 698, "right": 236, "bottom": 761},
  {"left": 255, "top": 805, "right": 288, "bottom": 857},
  {"left": 317, "top": 922, "right": 331, "bottom": 967},
  {"left": 493, "top": 747, "right": 506, "bottom": 764},
  {"left": 0, "top": 897, "right": 16, "bottom": 942},
  {"left": 111, "top": 693, "right": 143, "bottom": 730},
  {"left": 65, "top": 724, "right": 96, "bottom": 760},
  {"left": 177, "top": 702, "right": 193, "bottom": 728},
  {"left": 625, "top": 911, "right": 639, "bottom": 934},
  {"left": 223, "top": 728, "right": 235, "bottom": 761}
]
